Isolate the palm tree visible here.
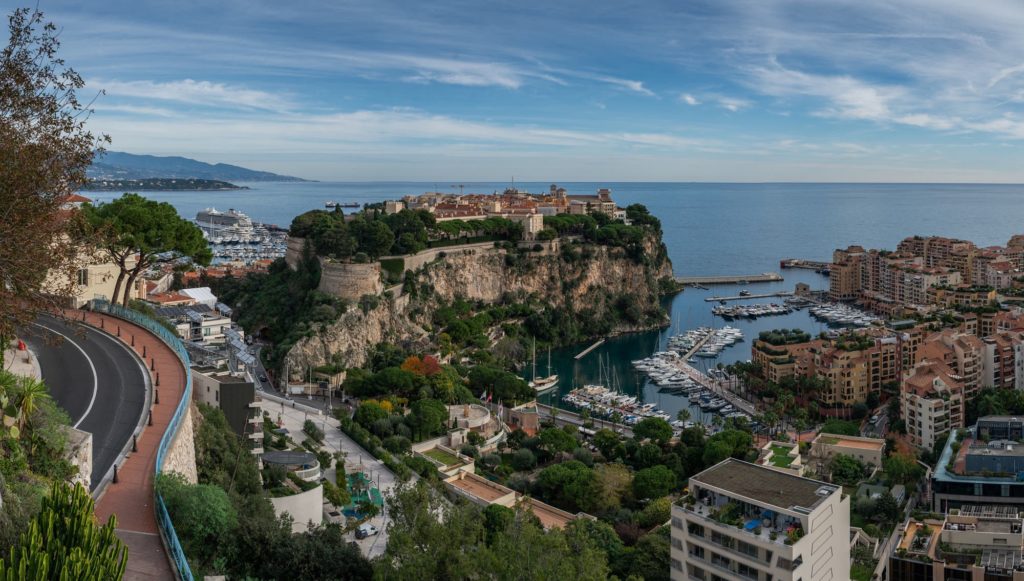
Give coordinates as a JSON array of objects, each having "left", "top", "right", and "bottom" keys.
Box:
[
  {"left": 14, "top": 376, "right": 48, "bottom": 431},
  {"left": 677, "top": 409, "right": 691, "bottom": 424},
  {"left": 711, "top": 415, "right": 723, "bottom": 431}
]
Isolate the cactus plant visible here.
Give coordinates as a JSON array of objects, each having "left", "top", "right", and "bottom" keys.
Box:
[{"left": 0, "top": 481, "right": 128, "bottom": 580}]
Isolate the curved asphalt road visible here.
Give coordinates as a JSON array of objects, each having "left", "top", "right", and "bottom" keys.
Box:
[{"left": 23, "top": 314, "right": 147, "bottom": 490}]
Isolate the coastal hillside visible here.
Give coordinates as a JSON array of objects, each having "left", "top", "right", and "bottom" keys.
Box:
[
  {"left": 283, "top": 233, "right": 673, "bottom": 373},
  {"left": 81, "top": 177, "right": 248, "bottom": 191},
  {"left": 88, "top": 151, "right": 307, "bottom": 182},
  {"left": 275, "top": 203, "right": 675, "bottom": 374}
]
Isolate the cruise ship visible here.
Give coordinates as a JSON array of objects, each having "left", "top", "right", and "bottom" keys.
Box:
[{"left": 195, "top": 208, "right": 255, "bottom": 242}]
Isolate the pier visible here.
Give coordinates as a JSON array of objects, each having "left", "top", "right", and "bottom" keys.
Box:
[
  {"left": 670, "top": 360, "right": 757, "bottom": 416},
  {"left": 675, "top": 272, "right": 783, "bottom": 285},
  {"left": 574, "top": 338, "right": 606, "bottom": 360},
  {"left": 780, "top": 258, "right": 830, "bottom": 272},
  {"left": 681, "top": 332, "right": 714, "bottom": 360},
  {"left": 704, "top": 291, "right": 793, "bottom": 302}
]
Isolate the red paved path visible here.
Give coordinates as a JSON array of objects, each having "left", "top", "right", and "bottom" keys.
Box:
[{"left": 75, "top": 310, "right": 182, "bottom": 581}]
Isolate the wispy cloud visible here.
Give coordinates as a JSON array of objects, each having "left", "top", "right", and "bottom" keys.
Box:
[
  {"left": 94, "top": 79, "right": 294, "bottom": 112},
  {"left": 680, "top": 93, "right": 700, "bottom": 105},
  {"left": 716, "top": 96, "right": 752, "bottom": 112}
]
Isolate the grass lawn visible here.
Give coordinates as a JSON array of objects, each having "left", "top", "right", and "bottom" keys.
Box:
[
  {"left": 425, "top": 448, "right": 461, "bottom": 466},
  {"left": 770, "top": 445, "right": 795, "bottom": 467},
  {"left": 851, "top": 563, "right": 874, "bottom": 581}
]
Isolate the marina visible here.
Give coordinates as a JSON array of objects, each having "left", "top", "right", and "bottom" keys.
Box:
[
  {"left": 808, "top": 302, "right": 881, "bottom": 327},
  {"left": 711, "top": 303, "right": 791, "bottom": 318},
  {"left": 195, "top": 207, "right": 288, "bottom": 265}
]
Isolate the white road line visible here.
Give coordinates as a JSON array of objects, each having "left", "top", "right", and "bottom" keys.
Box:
[{"left": 32, "top": 322, "right": 99, "bottom": 429}]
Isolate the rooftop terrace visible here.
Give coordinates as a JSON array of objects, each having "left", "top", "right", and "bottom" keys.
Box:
[{"left": 691, "top": 458, "right": 837, "bottom": 512}]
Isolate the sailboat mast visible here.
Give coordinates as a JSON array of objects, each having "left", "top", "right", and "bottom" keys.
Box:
[{"left": 532, "top": 338, "right": 537, "bottom": 381}]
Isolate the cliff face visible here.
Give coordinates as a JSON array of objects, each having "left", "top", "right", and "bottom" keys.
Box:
[
  {"left": 286, "top": 297, "right": 429, "bottom": 375},
  {"left": 284, "top": 235, "right": 673, "bottom": 373}
]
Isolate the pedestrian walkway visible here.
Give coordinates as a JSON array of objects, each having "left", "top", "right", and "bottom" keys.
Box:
[
  {"left": 75, "top": 310, "right": 182, "bottom": 581},
  {"left": 260, "top": 401, "right": 399, "bottom": 559}
]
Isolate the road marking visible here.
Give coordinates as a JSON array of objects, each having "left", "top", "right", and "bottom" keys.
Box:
[{"left": 32, "top": 322, "right": 98, "bottom": 429}]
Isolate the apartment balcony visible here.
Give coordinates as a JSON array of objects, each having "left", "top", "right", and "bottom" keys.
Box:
[
  {"left": 251, "top": 446, "right": 264, "bottom": 455},
  {"left": 248, "top": 431, "right": 262, "bottom": 441},
  {"left": 679, "top": 494, "right": 804, "bottom": 548}
]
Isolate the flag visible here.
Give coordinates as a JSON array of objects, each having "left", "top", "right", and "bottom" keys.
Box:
[
  {"left": 480, "top": 390, "right": 487, "bottom": 402},
  {"left": 487, "top": 392, "right": 493, "bottom": 403}
]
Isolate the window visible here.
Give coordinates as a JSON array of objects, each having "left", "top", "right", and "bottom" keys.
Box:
[
  {"left": 689, "top": 523, "right": 705, "bottom": 538},
  {"left": 737, "top": 539, "right": 758, "bottom": 559},
  {"left": 689, "top": 545, "right": 705, "bottom": 560},
  {"left": 671, "top": 559, "right": 682, "bottom": 571},
  {"left": 76, "top": 268, "right": 89, "bottom": 286},
  {"left": 672, "top": 517, "right": 684, "bottom": 529},
  {"left": 737, "top": 563, "right": 760, "bottom": 580}
]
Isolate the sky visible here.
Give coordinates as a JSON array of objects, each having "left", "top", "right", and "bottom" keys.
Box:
[{"left": 33, "top": 0, "right": 1024, "bottom": 181}]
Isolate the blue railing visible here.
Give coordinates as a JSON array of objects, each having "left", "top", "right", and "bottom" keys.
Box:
[{"left": 90, "top": 301, "right": 195, "bottom": 581}]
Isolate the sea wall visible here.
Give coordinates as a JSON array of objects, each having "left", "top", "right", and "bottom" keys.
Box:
[{"left": 285, "top": 236, "right": 307, "bottom": 270}]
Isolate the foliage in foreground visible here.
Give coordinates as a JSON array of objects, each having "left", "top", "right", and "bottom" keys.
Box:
[{"left": 0, "top": 481, "right": 127, "bottom": 581}]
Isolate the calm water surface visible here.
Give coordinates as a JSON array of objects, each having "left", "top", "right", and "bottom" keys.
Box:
[{"left": 116, "top": 182, "right": 1024, "bottom": 419}]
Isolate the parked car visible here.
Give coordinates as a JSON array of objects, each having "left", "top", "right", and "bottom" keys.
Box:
[
  {"left": 259, "top": 373, "right": 268, "bottom": 382},
  {"left": 355, "top": 524, "right": 378, "bottom": 539},
  {"left": 869, "top": 414, "right": 879, "bottom": 424}
]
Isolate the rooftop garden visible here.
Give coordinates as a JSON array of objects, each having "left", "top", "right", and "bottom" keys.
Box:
[
  {"left": 424, "top": 447, "right": 462, "bottom": 466},
  {"left": 833, "top": 332, "right": 874, "bottom": 352},
  {"left": 769, "top": 445, "right": 796, "bottom": 467},
  {"left": 758, "top": 328, "right": 812, "bottom": 346}
]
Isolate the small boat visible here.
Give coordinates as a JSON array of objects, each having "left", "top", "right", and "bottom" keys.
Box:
[{"left": 325, "top": 201, "right": 338, "bottom": 208}]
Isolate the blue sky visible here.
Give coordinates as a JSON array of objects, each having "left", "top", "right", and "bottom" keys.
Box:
[{"left": 38, "top": 0, "right": 1024, "bottom": 181}]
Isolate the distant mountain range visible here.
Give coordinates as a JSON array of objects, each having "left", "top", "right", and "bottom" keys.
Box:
[{"left": 88, "top": 151, "right": 308, "bottom": 182}]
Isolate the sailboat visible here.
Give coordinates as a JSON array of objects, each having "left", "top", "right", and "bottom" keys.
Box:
[{"left": 529, "top": 339, "right": 559, "bottom": 392}]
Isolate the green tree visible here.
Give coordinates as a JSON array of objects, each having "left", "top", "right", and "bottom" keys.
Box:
[
  {"left": 625, "top": 526, "right": 672, "bottom": 581},
  {"left": 84, "top": 193, "right": 212, "bottom": 305},
  {"left": 353, "top": 401, "right": 390, "bottom": 429},
  {"left": 406, "top": 398, "right": 448, "bottom": 441},
  {"left": 884, "top": 453, "right": 924, "bottom": 488},
  {"left": 376, "top": 481, "right": 487, "bottom": 580},
  {"left": 634, "top": 417, "right": 673, "bottom": 444},
  {"left": 0, "top": 481, "right": 127, "bottom": 580},
  {"left": 633, "top": 465, "right": 677, "bottom": 500},
  {"left": 157, "top": 473, "right": 237, "bottom": 568},
  {"left": 511, "top": 448, "right": 537, "bottom": 471},
  {"left": 638, "top": 496, "right": 672, "bottom": 528},
  {"left": 593, "top": 463, "right": 632, "bottom": 514},
  {"left": 592, "top": 428, "right": 621, "bottom": 459},
  {"left": 830, "top": 454, "right": 867, "bottom": 486},
  {"left": 534, "top": 460, "right": 598, "bottom": 513},
  {"left": 0, "top": 7, "right": 106, "bottom": 340},
  {"left": 539, "top": 427, "right": 578, "bottom": 456},
  {"left": 875, "top": 492, "right": 900, "bottom": 525}
]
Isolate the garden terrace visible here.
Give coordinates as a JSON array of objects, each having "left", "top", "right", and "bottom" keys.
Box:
[{"left": 758, "top": 329, "right": 812, "bottom": 346}]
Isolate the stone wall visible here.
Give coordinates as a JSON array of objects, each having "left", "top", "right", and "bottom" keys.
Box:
[
  {"left": 64, "top": 427, "right": 92, "bottom": 490},
  {"left": 317, "top": 260, "right": 384, "bottom": 301},
  {"left": 269, "top": 484, "right": 324, "bottom": 533},
  {"left": 285, "top": 236, "right": 307, "bottom": 270},
  {"left": 161, "top": 401, "right": 198, "bottom": 484}
]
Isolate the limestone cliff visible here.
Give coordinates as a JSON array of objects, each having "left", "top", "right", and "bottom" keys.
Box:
[{"left": 284, "top": 235, "right": 674, "bottom": 373}]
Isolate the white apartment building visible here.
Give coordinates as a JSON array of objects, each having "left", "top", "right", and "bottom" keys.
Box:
[
  {"left": 671, "top": 459, "right": 850, "bottom": 581},
  {"left": 901, "top": 360, "right": 964, "bottom": 450}
]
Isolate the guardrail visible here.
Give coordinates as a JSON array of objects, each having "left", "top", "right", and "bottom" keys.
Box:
[{"left": 91, "top": 300, "right": 194, "bottom": 581}]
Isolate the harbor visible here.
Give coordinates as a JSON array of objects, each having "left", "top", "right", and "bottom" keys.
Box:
[{"left": 525, "top": 269, "right": 833, "bottom": 427}]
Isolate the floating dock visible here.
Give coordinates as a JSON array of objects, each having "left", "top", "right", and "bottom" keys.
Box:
[
  {"left": 705, "top": 291, "right": 794, "bottom": 302},
  {"left": 675, "top": 272, "right": 783, "bottom": 285},
  {"left": 574, "top": 338, "right": 606, "bottom": 360}
]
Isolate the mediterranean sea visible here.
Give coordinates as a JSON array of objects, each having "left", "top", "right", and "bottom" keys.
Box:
[{"left": 114, "top": 181, "right": 1024, "bottom": 419}]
